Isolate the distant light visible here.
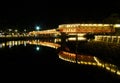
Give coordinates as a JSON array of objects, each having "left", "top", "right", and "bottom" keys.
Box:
[
  {"left": 0, "top": 44, "right": 2, "bottom": 48},
  {"left": 36, "top": 46, "right": 40, "bottom": 51},
  {"left": 24, "top": 29, "right": 26, "bottom": 32},
  {"left": 9, "top": 45, "right": 12, "bottom": 48},
  {"left": 36, "top": 26, "right": 40, "bottom": 31},
  {"left": 8, "top": 29, "right": 12, "bottom": 32},
  {"left": 24, "top": 43, "right": 26, "bottom": 47},
  {"left": 15, "top": 29, "right": 18, "bottom": 32},
  {"left": 114, "top": 24, "right": 120, "bottom": 28}
]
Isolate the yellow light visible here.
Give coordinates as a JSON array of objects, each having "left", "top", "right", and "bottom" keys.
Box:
[
  {"left": 117, "top": 71, "right": 120, "bottom": 75},
  {"left": 114, "top": 24, "right": 120, "bottom": 28},
  {"left": 78, "top": 37, "right": 86, "bottom": 40},
  {"left": 111, "top": 69, "right": 116, "bottom": 73},
  {"left": 104, "top": 24, "right": 109, "bottom": 26},
  {"left": 2, "top": 43, "right": 5, "bottom": 47},
  {"left": 88, "top": 24, "right": 93, "bottom": 26},
  {"left": 67, "top": 25, "right": 70, "bottom": 27},
  {"left": 98, "top": 24, "right": 103, "bottom": 26},
  {"left": 77, "top": 33, "right": 86, "bottom": 36},
  {"left": 93, "top": 63, "right": 97, "bottom": 65},
  {"left": 93, "top": 24, "right": 97, "bottom": 26},
  {"left": 84, "top": 24, "right": 88, "bottom": 26},
  {"left": 81, "top": 24, "right": 84, "bottom": 26},
  {"left": 106, "top": 67, "right": 110, "bottom": 70}
]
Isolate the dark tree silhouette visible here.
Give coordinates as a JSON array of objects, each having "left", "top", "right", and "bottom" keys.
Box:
[{"left": 103, "top": 13, "right": 120, "bottom": 24}]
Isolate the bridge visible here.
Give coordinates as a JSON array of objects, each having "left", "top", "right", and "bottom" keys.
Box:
[
  {"left": 28, "top": 24, "right": 117, "bottom": 37},
  {"left": 28, "top": 29, "right": 61, "bottom": 38},
  {"left": 28, "top": 24, "right": 120, "bottom": 37}
]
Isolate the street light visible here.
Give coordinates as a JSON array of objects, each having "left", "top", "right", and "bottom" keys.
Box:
[
  {"left": 36, "top": 26, "right": 41, "bottom": 31},
  {"left": 36, "top": 46, "right": 40, "bottom": 51}
]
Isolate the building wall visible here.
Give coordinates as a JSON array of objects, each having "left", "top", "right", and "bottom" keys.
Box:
[
  {"left": 58, "top": 24, "right": 115, "bottom": 33},
  {"left": 95, "top": 35, "right": 120, "bottom": 43}
]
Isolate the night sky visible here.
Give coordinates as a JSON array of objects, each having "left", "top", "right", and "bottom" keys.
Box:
[{"left": 0, "top": 0, "right": 120, "bottom": 30}]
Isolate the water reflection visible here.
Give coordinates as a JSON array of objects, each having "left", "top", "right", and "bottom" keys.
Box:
[
  {"left": 58, "top": 51, "right": 120, "bottom": 76},
  {"left": 0, "top": 40, "right": 61, "bottom": 49},
  {"left": 0, "top": 39, "right": 120, "bottom": 77},
  {"left": 27, "top": 40, "right": 61, "bottom": 49},
  {"left": 0, "top": 40, "right": 28, "bottom": 48},
  {"left": 36, "top": 46, "right": 40, "bottom": 51}
]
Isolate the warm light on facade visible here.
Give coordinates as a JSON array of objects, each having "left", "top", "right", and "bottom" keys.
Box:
[
  {"left": 58, "top": 23, "right": 115, "bottom": 33},
  {"left": 114, "top": 24, "right": 120, "bottom": 28}
]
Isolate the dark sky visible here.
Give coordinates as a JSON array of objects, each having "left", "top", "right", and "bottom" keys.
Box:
[{"left": 0, "top": 0, "right": 120, "bottom": 30}]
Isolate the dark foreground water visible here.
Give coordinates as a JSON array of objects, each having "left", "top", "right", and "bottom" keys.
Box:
[
  {"left": 0, "top": 40, "right": 120, "bottom": 82},
  {"left": 0, "top": 44, "right": 59, "bottom": 64}
]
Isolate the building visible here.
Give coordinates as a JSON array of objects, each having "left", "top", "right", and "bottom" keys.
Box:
[{"left": 57, "top": 24, "right": 116, "bottom": 34}]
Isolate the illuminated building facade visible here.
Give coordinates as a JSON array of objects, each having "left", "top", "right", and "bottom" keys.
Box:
[
  {"left": 27, "top": 24, "right": 120, "bottom": 42},
  {"left": 58, "top": 24, "right": 116, "bottom": 33}
]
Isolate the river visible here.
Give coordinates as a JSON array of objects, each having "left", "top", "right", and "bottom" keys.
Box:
[{"left": 0, "top": 39, "right": 119, "bottom": 82}]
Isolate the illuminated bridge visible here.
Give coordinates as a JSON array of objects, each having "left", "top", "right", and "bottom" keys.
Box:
[
  {"left": 29, "top": 24, "right": 117, "bottom": 36},
  {"left": 27, "top": 24, "right": 120, "bottom": 41},
  {"left": 28, "top": 29, "right": 61, "bottom": 38},
  {"left": 29, "top": 24, "right": 120, "bottom": 36}
]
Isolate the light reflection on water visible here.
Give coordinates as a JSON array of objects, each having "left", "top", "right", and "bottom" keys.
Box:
[
  {"left": 36, "top": 46, "right": 40, "bottom": 51},
  {"left": 0, "top": 39, "right": 120, "bottom": 77},
  {"left": 58, "top": 51, "right": 120, "bottom": 76},
  {"left": 27, "top": 40, "right": 61, "bottom": 49},
  {"left": 0, "top": 40, "right": 28, "bottom": 48},
  {"left": 0, "top": 40, "right": 61, "bottom": 49}
]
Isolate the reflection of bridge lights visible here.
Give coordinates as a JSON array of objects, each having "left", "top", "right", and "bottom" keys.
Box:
[
  {"left": 59, "top": 51, "right": 120, "bottom": 76},
  {"left": 9, "top": 45, "right": 12, "bottom": 48},
  {"left": 0, "top": 44, "right": 2, "bottom": 48},
  {"left": 36, "top": 46, "right": 40, "bottom": 51},
  {"left": 24, "top": 43, "right": 26, "bottom": 46}
]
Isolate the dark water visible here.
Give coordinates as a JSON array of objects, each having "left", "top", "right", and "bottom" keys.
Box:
[
  {"left": 0, "top": 44, "right": 58, "bottom": 64},
  {"left": 0, "top": 40, "right": 119, "bottom": 82}
]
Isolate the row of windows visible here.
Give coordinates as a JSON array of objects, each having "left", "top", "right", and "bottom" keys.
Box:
[
  {"left": 61, "top": 28, "right": 114, "bottom": 33},
  {"left": 59, "top": 24, "right": 113, "bottom": 28},
  {"left": 95, "top": 36, "right": 120, "bottom": 43}
]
